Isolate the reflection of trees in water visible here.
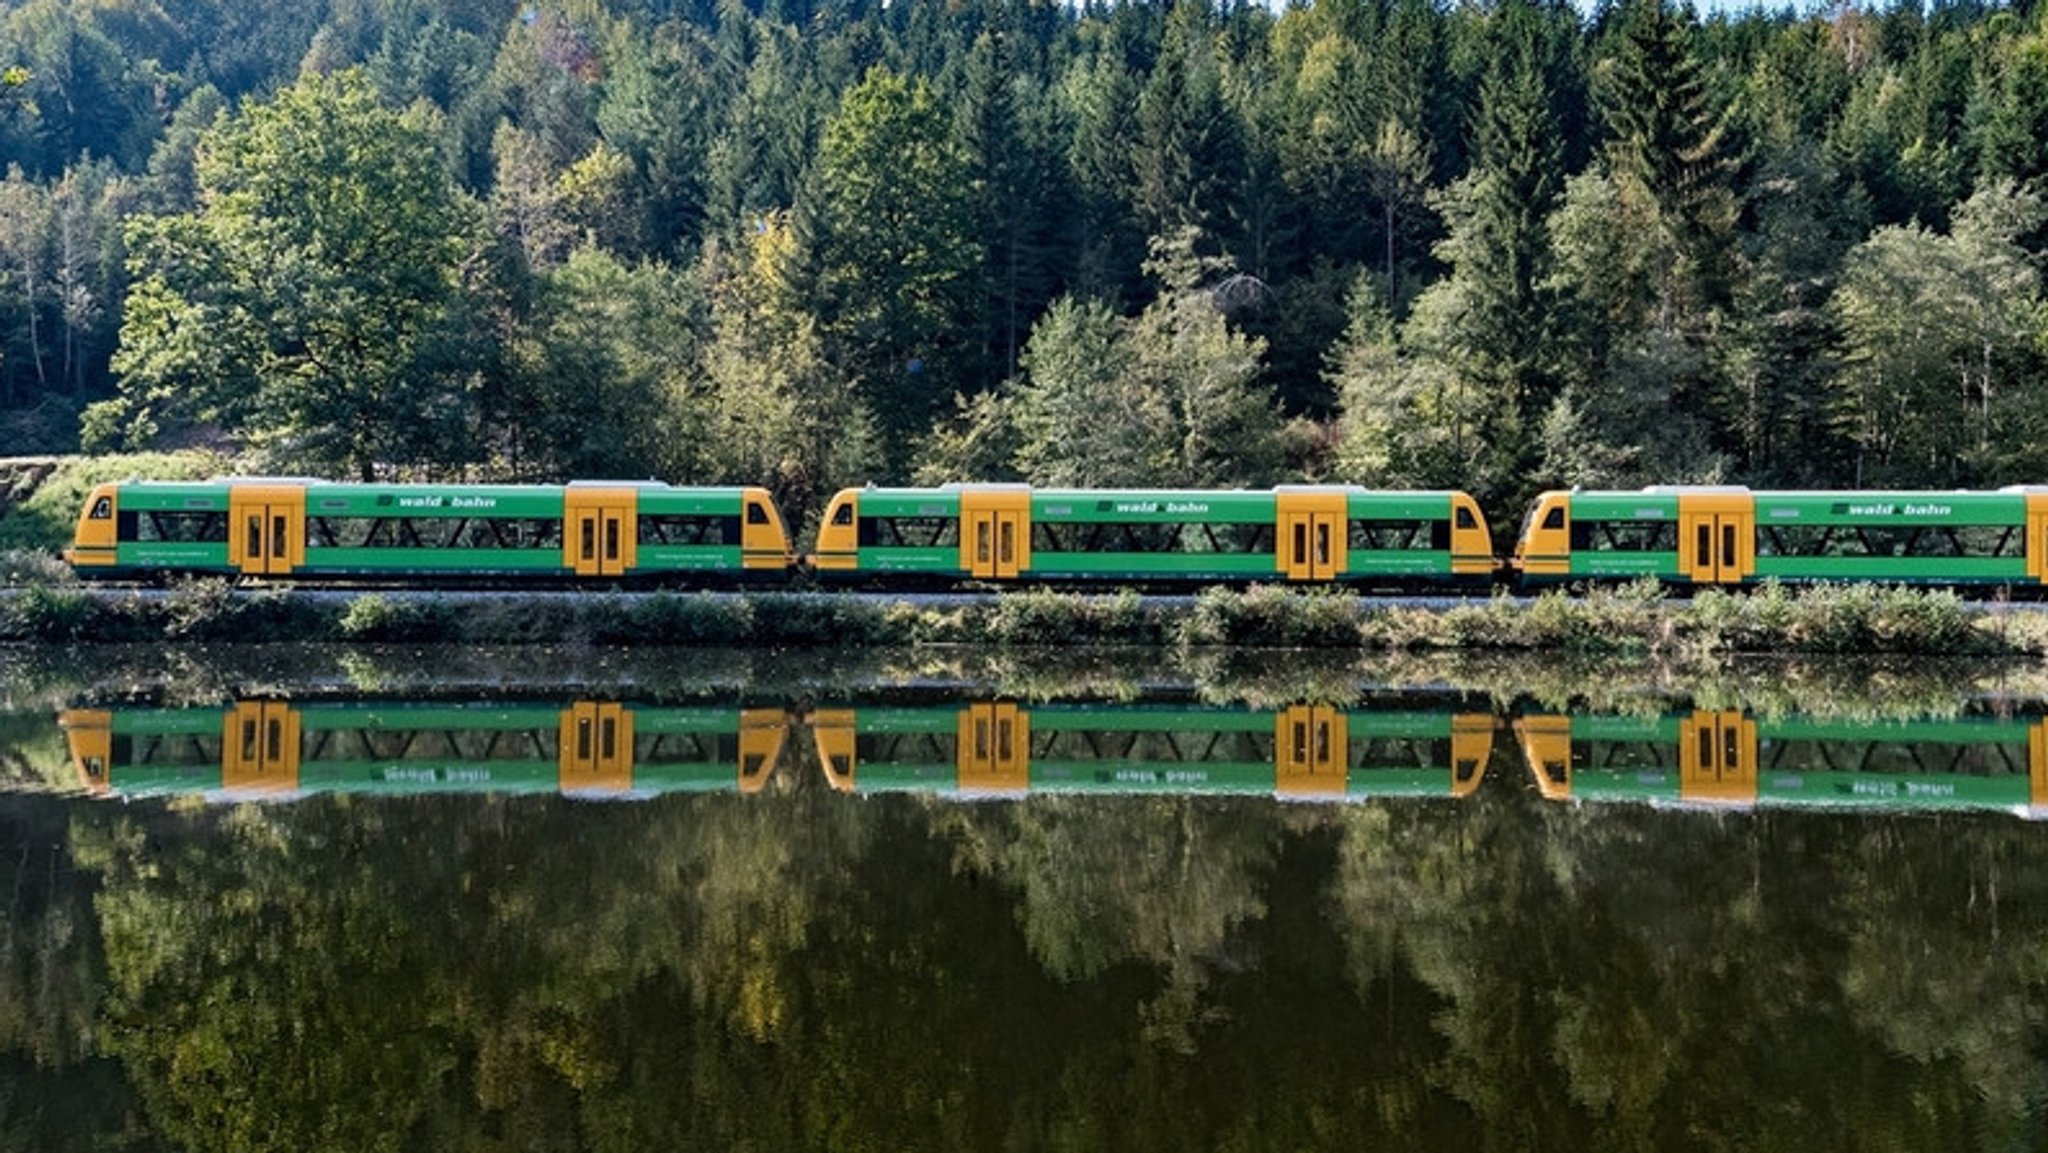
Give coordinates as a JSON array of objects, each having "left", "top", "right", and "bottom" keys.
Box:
[
  {"left": 1326, "top": 791, "right": 2048, "bottom": 1150},
  {"left": 11, "top": 774, "right": 2048, "bottom": 1148}
]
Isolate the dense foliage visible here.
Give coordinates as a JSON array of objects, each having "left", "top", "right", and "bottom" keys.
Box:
[{"left": 0, "top": 0, "right": 2045, "bottom": 525}]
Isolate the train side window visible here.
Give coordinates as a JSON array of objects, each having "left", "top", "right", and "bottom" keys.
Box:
[
  {"left": 1456, "top": 507, "right": 1476, "bottom": 530},
  {"left": 89, "top": 497, "right": 113, "bottom": 519},
  {"left": 747, "top": 502, "right": 770, "bottom": 526},
  {"left": 1541, "top": 507, "right": 1565, "bottom": 531},
  {"left": 832, "top": 503, "right": 854, "bottom": 526}
]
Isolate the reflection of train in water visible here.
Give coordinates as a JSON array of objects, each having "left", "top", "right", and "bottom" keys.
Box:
[
  {"left": 59, "top": 701, "right": 788, "bottom": 799},
  {"left": 808, "top": 703, "right": 1494, "bottom": 798},
  {"left": 50, "top": 695, "right": 2048, "bottom": 816},
  {"left": 1515, "top": 710, "right": 2048, "bottom": 815},
  {"left": 64, "top": 476, "right": 2048, "bottom": 588}
]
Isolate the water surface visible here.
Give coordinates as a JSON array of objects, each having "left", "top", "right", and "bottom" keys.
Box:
[{"left": 3, "top": 645, "right": 2044, "bottom": 1150}]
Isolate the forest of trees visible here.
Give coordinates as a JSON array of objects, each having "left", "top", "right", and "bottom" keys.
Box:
[{"left": 1, "top": 0, "right": 2047, "bottom": 525}]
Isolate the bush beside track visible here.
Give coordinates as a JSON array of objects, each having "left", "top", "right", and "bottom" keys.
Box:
[{"left": 4, "top": 577, "right": 2047, "bottom": 657}]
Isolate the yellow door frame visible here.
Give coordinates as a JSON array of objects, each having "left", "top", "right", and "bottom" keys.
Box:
[
  {"left": 1275, "top": 490, "right": 1346, "bottom": 581},
  {"left": 1276, "top": 706, "right": 1348, "bottom": 796},
  {"left": 223, "top": 701, "right": 301, "bottom": 792},
  {"left": 228, "top": 485, "right": 305, "bottom": 576},
  {"left": 957, "top": 702, "right": 1029, "bottom": 792},
  {"left": 560, "top": 701, "right": 633, "bottom": 792},
  {"left": 1678, "top": 709, "right": 1757, "bottom": 805},
  {"left": 958, "top": 488, "right": 1030, "bottom": 579},
  {"left": 1676, "top": 491, "right": 1754, "bottom": 585},
  {"left": 564, "top": 488, "right": 637, "bottom": 577}
]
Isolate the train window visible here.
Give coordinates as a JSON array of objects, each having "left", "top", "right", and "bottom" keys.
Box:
[
  {"left": 832, "top": 503, "right": 854, "bottom": 526},
  {"left": 1455, "top": 507, "right": 1476, "bottom": 530},
  {"left": 1756, "top": 523, "right": 2021, "bottom": 559},
  {"left": 90, "top": 497, "right": 112, "bottom": 519},
  {"left": 747, "top": 502, "right": 771, "bottom": 526},
  {"left": 1542, "top": 507, "right": 1565, "bottom": 531},
  {"left": 1349, "top": 519, "right": 1433, "bottom": 550},
  {"left": 1569, "top": 520, "right": 1678, "bottom": 552},
  {"left": 859, "top": 516, "right": 960, "bottom": 549},
  {"left": 639, "top": 515, "right": 735, "bottom": 546},
  {"left": 132, "top": 511, "right": 229, "bottom": 543}
]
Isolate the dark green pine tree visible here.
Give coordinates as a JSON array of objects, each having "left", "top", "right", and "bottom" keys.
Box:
[
  {"left": 1132, "top": 0, "right": 1243, "bottom": 242},
  {"left": 1595, "top": 0, "right": 1731, "bottom": 277},
  {"left": 1970, "top": 33, "right": 2048, "bottom": 189},
  {"left": 956, "top": 29, "right": 1068, "bottom": 391},
  {"left": 1466, "top": 0, "right": 1566, "bottom": 422}
]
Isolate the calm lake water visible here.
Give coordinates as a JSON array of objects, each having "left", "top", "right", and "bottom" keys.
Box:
[{"left": 3, "top": 645, "right": 2047, "bottom": 1151}]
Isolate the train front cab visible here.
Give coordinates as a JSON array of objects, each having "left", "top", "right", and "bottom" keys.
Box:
[
  {"left": 1515, "top": 488, "right": 1755, "bottom": 586},
  {"left": 64, "top": 484, "right": 120, "bottom": 571}
]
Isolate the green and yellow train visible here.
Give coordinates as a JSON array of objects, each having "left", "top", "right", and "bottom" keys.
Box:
[
  {"left": 810, "top": 484, "right": 1495, "bottom": 585},
  {"left": 1515, "top": 709, "right": 2048, "bottom": 816},
  {"left": 64, "top": 478, "right": 795, "bottom": 581},
  {"left": 808, "top": 700, "right": 1494, "bottom": 799},
  {"left": 60, "top": 476, "right": 2048, "bottom": 589},
  {"left": 61, "top": 699, "right": 789, "bottom": 798},
  {"left": 1514, "top": 486, "right": 2048, "bottom": 587}
]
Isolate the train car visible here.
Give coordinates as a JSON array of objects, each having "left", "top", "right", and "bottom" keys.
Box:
[
  {"left": 63, "top": 478, "right": 795, "bottom": 581},
  {"left": 809, "top": 483, "right": 1495, "bottom": 585},
  {"left": 1515, "top": 709, "right": 2048, "bottom": 816},
  {"left": 808, "top": 700, "right": 1493, "bottom": 799},
  {"left": 59, "top": 698, "right": 788, "bottom": 799},
  {"left": 1514, "top": 485, "right": 2048, "bottom": 587}
]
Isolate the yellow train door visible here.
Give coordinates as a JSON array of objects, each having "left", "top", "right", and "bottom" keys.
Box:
[
  {"left": 1276, "top": 489, "right": 1346, "bottom": 581},
  {"left": 958, "top": 487, "right": 1030, "bottom": 579},
  {"left": 1676, "top": 491, "right": 1754, "bottom": 585},
  {"left": 564, "top": 488, "right": 636, "bottom": 577},
  {"left": 228, "top": 485, "right": 305, "bottom": 576}
]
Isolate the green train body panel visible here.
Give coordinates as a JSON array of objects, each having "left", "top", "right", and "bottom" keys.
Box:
[{"left": 1749, "top": 491, "right": 2031, "bottom": 584}]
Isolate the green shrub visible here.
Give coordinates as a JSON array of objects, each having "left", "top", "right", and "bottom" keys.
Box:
[
  {"left": 984, "top": 588, "right": 1161, "bottom": 645},
  {"left": 338, "top": 593, "right": 458, "bottom": 642},
  {"left": 1177, "top": 585, "right": 1363, "bottom": 648},
  {"left": 0, "top": 584, "right": 107, "bottom": 641}
]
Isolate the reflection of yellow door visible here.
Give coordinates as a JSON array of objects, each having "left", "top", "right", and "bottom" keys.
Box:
[
  {"left": 959, "top": 488, "right": 1030, "bottom": 579},
  {"left": 228, "top": 486, "right": 304, "bottom": 576},
  {"left": 738, "top": 709, "right": 787, "bottom": 794},
  {"left": 1514, "top": 717, "right": 1573, "bottom": 800},
  {"left": 957, "top": 703, "right": 1028, "bottom": 792},
  {"left": 564, "top": 489, "right": 636, "bottom": 577},
  {"left": 223, "top": 701, "right": 300, "bottom": 792},
  {"left": 1276, "top": 706, "right": 1347, "bottom": 795},
  {"left": 1679, "top": 709, "right": 1756, "bottom": 804},
  {"left": 1451, "top": 714, "right": 1495, "bottom": 798},
  {"left": 1276, "top": 491, "right": 1345, "bottom": 580},
  {"left": 560, "top": 702, "right": 633, "bottom": 792}
]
